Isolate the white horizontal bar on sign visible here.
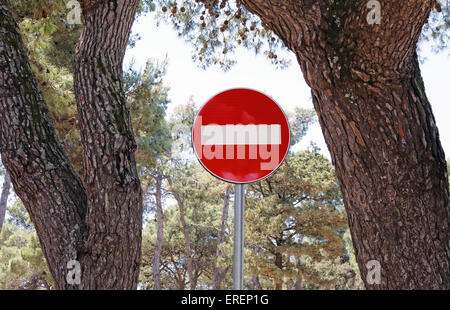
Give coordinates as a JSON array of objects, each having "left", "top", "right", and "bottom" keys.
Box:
[{"left": 201, "top": 124, "right": 281, "bottom": 145}]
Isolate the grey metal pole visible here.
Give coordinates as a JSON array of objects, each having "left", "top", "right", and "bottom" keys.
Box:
[{"left": 233, "top": 184, "right": 245, "bottom": 290}]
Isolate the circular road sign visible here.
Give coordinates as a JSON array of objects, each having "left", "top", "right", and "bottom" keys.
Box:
[{"left": 192, "top": 88, "right": 290, "bottom": 184}]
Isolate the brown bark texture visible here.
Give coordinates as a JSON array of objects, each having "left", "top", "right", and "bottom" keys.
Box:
[
  {"left": 0, "top": 0, "right": 143, "bottom": 289},
  {"left": 74, "top": 0, "right": 143, "bottom": 289},
  {"left": 0, "top": 0, "right": 88, "bottom": 289},
  {"left": 241, "top": 0, "right": 450, "bottom": 289}
]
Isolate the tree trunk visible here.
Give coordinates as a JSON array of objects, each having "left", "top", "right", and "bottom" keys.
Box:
[
  {"left": 213, "top": 185, "right": 232, "bottom": 290},
  {"left": 251, "top": 275, "right": 263, "bottom": 290},
  {"left": 0, "top": 1, "right": 88, "bottom": 289},
  {"left": 0, "top": 0, "right": 143, "bottom": 289},
  {"left": 167, "top": 247, "right": 186, "bottom": 290},
  {"left": 74, "top": 0, "right": 143, "bottom": 289},
  {"left": 0, "top": 173, "right": 11, "bottom": 233},
  {"left": 241, "top": 0, "right": 450, "bottom": 289},
  {"left": 274, "top": 251, "right": 283, "bottom": 290},
  {"left": 167, "top": 177, "right": 195, "bottom": 290},
  {"left": 153, "top": 175, "right": 164, "bottom": 290}
]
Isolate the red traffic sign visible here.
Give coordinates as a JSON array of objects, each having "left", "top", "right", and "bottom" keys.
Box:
[{"left": 192, "top": 88, "right": 290, "bottom": 184}]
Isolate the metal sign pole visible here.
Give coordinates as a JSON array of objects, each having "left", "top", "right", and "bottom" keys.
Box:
[{"left": 233, "top": 184, "right": 245, "bottom": 290}]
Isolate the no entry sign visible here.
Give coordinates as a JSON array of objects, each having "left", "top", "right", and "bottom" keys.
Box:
[
  {"left": 192, "top": 88, "right": 290, "bottom": 289},
  {"left": 192, "top": 88, "right": 290, "bottom": 184}
]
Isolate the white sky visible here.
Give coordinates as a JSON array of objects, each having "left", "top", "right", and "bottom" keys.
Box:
[{"left": 125, "top": 13, "right": 450, "bottom": 160}]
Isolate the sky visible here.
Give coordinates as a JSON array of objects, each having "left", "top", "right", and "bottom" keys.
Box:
[{"left": 125, "top": 12, "right": 450, "bottom": 161}]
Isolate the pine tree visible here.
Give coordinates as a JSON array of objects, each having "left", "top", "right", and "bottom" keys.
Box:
[
  {"left": 0, "top": 201, "right": 51, "bottom": 290},
  {"left": 149, "top": 0, "right": 450, "bottom": 289},
  {"left": 0, "top": 0, "right": 167, "bottom": 289}
]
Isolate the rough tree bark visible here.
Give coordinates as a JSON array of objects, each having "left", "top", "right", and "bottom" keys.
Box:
[
  {"left": 213, "top": 185, "right": 232, "bottom": 290},
  {"left": 0, "top": 0, "right": 143, "bottom": 289},
  {"left": 241, "top": 0, "right": 450, "bottom": 289},
  {"left": 74, "top": 0, "right": 143, "bottom": 289},
  {"left": 0, "top": 0, "right": 88, "bottom": 288},
  {"left": 153, "top": 174, "right": 164, "bottom": 290},
  {"left": 0, "top": 172, "right": 11, "bottom": 233}
]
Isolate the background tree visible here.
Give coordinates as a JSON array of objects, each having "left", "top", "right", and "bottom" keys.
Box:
[
  {"left": 245, "top": 147, "right": 361, "bottom": 289},
  {"left": 0, "top": 163, "right": 11, "bottom": 233},
  {"left": 212, "top": 184, "right": 232, "bottom": 290},
  {"left": 0, "top": 201, "right": 51, "bottom": 290},
  {"left": 10, "top": 0, "right": 84, "bottom": 172},
  {"left": 126, "top": 57, "right": 172, "bottom": 290},
  {"left": 140, "top": 164, "right": 231, "bottom": 290},
  {"left": 0, "top": 0, "right": 167, "bottom": 289},
  {"left": 140, "top": 101, "right": 232, "bottom": 290},
  {"left": 150, "top": 0, "right": 450, "bottom": 289},
  {"left": 139, "top": 102, "right": 363, "bottom": 290}
]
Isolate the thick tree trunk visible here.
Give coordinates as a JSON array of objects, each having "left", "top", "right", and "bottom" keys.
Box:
[
  {"left": 153, "top": 175, "right": 164, "bottom": 290},
  {"left": 0, "top": 173, "right": 11, "bottom": 233},
  {"left": 0, "top": 0, "right": 143, "bottom": 289},
  {"left": 167, "top": 177, "right": 195, "bottom": 290},
  {"left": 242, "top": 0, "right": 450, "bottom": 289},
  {"left": 213, "top": 185, "right": 232, "bottom": 290},
  {"left": 74, "top": 0, "right": 143, "bottom": 289},
  {"left": 0, "top": 1, "right": 88, "bottom": 289}
]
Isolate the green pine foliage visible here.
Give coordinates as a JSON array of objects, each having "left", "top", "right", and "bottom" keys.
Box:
[
  {"left": 1, "top": 1, "right": 171, "bottom": 289},
  {"left": 0, "top": 201, "right": 52, "bottom": 289},
  {"left": 244, "top": 147, "right": 362, "bottom": 289},
  {"left": 140, "top": 164, "right": 229, "bottom": 289},
  {"left": 10, "top": 1, "right": 171, "bottom": 174},
  {"left": 144, "top": 0, "right": 449, "bottom": 71},
  {"left": 139, "top": 146, "right": 364, "bottom": 289},
  {"left": 146, "top": 0, "right": 290, "bottom": 70},
  {"left": 421, "top": 0, "right": 450, "bottom": 54},
  {"left": 11, "top": 0, "right": 83, "bottom": 171},
  {"left": 125, "top": 58, "right": 172, "bottom": 170}
]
